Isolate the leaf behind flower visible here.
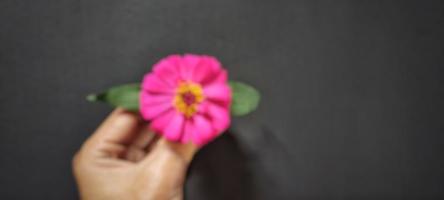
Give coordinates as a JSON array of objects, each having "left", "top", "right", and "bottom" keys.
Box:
[
  {"left": 86, "top": 83, "right": 140, "bottom": 111},
  {"left": 229, "top": 81, "right": 260, "bottom": 116}
]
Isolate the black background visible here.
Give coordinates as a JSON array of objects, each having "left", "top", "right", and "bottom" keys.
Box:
[{"left": 1, "top": 0, "right": 444, "bottom": 199}]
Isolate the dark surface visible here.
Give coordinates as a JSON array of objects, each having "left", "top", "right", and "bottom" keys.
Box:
[{"left": 1, "top": 0, "right": 444, "bottom": 199}]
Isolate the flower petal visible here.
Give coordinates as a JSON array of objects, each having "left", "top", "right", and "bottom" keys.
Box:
[
  {"left": 207, "top": 69, "right": 228, "bottom": 85},
  {"left": 177, "top": 58, "right": 193, "bottom": 81},
  {"left": 154, "top": 67, "right": 180, "bottom": 87},
  {"left": 192, "top": 114, "right": 215, "bottom": 146},
  {"left": 142, "top": 74, "right": 174, "bottom": 94},
  {"left": 140, "top": 101, "right": 172, "bottom": 120},
  {"left": 204, "top": 55, "right": 222, "bottom": 72},
  {"left": 163, "top": 112, "right": 185, "bottom": 141},
  {"left": 153, "top": 55, "right": 186, "bottom": 87},
  {"left": 140, "top": 92, "right": 172, "bottom": 106},
  {"left": 149, "top": 109, "right": 176, "bottom": 132},
  {"left": 181, "top": 54, "right": 201, "bottom": 80},
  {"left": 191, "top": 62, "right": 212, "bottom": 83},
  {"left": 191, "top": 56, "right": 222, "bottom": 84},
  {"left": 153, "top": 55, "right": 181, "bottom": 76},
  {"left": 203, "top": 83, "right": 231, "bottom": 103},
  {"left": 206, "top": 103, "right": 230, "bottom": 132},
  {"left": 180, "top": 119, "right": 193, "bottom": 143}
]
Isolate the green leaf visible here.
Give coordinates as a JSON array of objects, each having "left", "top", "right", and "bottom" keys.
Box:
[
  {"left": 87, "top": 83, "right": 141, "bottom": 111},
  {"left": 229, "top": 81, "right": 260, "bottom": 116}
]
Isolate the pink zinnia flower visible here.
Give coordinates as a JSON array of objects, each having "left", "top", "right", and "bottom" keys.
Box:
[{"left": 140, "top": 54, "right": 232, "bottom": 146}]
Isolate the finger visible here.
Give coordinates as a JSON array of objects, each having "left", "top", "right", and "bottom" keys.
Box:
[
  {"left": 124, "top": 125, "right": 157, "bottom": 162},
  {"left": 92, "top": 108, "right": 142, "bottom": 144},
  {"left": 136, "top": 138, "right": 198, "bottom": 199},
  {"left": 139, "top": 138, "right": 198, "bottom": 168},
  {"left": 94, "top": 158, "right": 134, "bottom": 168},
  {"left": 131, "top": 124, "right": 157, "bottom": 149},
  {"left": 82, "top": 108, "right": 142, "bottom": 157}
]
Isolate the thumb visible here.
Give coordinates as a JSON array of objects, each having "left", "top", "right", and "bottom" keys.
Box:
[{"left": 136, "top": 139, "right": 198, "bottom": 199}]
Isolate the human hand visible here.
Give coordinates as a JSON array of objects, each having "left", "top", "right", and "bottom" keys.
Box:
[{"left": 73, "top": 109, "right": 197, "bottom": 200}]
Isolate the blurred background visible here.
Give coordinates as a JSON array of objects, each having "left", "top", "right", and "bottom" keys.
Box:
[{"left": 1, "top": 0, "right": 443, "bottom": 199}]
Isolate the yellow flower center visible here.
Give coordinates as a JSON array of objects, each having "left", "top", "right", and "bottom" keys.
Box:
[{"left": 173, "top": 81, "right": 205, "bottom": 117}]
